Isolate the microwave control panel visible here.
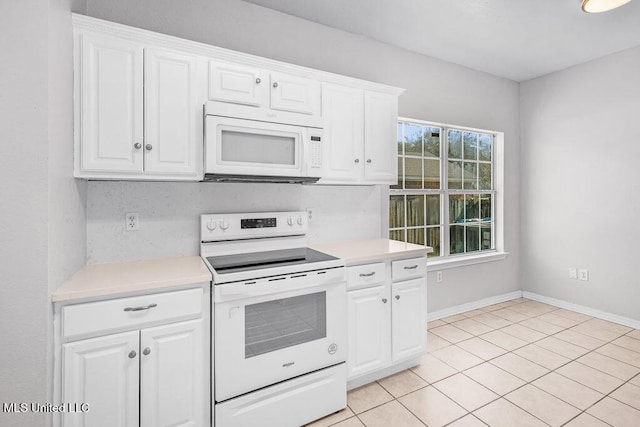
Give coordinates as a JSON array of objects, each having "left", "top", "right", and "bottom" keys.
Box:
[{"left": 309, "top": 132, "right": 323, "bottom": 169}]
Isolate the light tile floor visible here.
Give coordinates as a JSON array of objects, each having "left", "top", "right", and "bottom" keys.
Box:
[{"left": 307, "top": 298, "right": 640, "bottom": 427}]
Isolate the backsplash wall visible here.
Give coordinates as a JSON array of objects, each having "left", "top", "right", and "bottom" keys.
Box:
[{"left": 87, "top": 181, "right": 384, "bottom": 264}]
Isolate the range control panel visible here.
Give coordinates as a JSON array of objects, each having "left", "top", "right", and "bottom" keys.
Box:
[{"left": 201, "top": 211, "right": 308, "bottom": 242}]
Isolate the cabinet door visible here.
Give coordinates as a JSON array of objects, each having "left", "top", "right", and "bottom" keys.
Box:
[
  {"left": 347, "top": 286, "right": 390, "bottom": 379},
  {"left": 270, "top": 72, "right": 320, "bottom": 115},
  {"left": 140, "top": 319, "right": 206, "bottom": 427},
  {"left": 76, "top": 32, "right": 143, "bottom": 176},
  {"left": 62, "top": 331, "right": 139, "bottom": 427},
  {"left": 320, "top": 84, "right": 364, "bottom": 183},
  {"left": 391, "top": 278, "right": 427, "bottom": 361},
  {"left": 208, "top": 61, "right": 267, "bottom": 107},
  {"left": 363, "top": 91, "right": 398, "bottom": 184},
  {"left": 144, "top": 48, "right": 202, "bottom": 179}
]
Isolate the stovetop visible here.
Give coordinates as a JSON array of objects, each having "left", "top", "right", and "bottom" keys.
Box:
[{"left": 206, "top": 247, "right": 338, "bottom": 274}]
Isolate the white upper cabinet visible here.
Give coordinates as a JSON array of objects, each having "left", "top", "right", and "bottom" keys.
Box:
[
  {"left": 320, "top": 84, "right": 364, "bottom": 183},
  {"left": 76, "top": 32, "right": 144, "bottom": 176},
  {"left": 364, "top": 91, "right": 398, "bottom": 184},
  {"left": 270, "top": 72, "right": 320, "bottom": 115},
  {"left": 144, "top": 48, "right": 203, "bottom": 179},
  {"left": 320, "top": 87, "right": 398, "bottom": 185},
  {"left": 209, "top": 61, "right": 267, "bottom": 107}
]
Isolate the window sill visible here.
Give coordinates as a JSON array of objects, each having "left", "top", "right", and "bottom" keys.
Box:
[{"left": 427, "top": 251, "right": 509, "bottom": 270}]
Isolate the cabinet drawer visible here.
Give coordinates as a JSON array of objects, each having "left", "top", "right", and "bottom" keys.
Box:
[
  {"left": 347, "top": 262, "right": 386, "bottom": 290},
  {"left": 62, "top": 288, "right": 203, "bottom": 340},
  {"left": 392, "top": 257, "right": 426, "bottom": 282}
]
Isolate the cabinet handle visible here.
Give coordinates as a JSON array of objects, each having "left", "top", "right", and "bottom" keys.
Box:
[
  {"left": 145, "top": 144, "right": 153, "bottom": 151},
  {"left": 359, "top": 272, "right": 375, "bottom": 277},
  {"left": 382, "top": 298, "right": 388, "bottom": 304},
  {"left": 273, "top": 82, "right": 278, "bottom": 88},
  {"left": 366, "top": 159, "right": 372, "bottom": 163},
  {"left": 354, "top": 159, "right": 360, "bottom": 163},
  {"left": 404, "top": 265, "right": 418, "bottom": 270},
  {"left": 143, "top": 347, "right": 151, "bottom": 356},
  {"left": 133, "top": 142, "right": 142, "bottom": 150},
  {"left": 128, "top": 350, "right": 137, "bottom": 359},
  {"left": 395, "top": 295, "right": 400, "bottom": 300},
  {"left": 124, "top": 303, "right": 157, "bottom": 312},
  {"left": 255, "top": 77, "right": 261, "bottom": 84}
]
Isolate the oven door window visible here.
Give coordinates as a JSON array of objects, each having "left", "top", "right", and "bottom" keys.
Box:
[
  {"left": 245, "top": 291, "right": 327, "bottom": 358},
  {"left": 221, "top": 130, "right": 296, "bottom": 165}
]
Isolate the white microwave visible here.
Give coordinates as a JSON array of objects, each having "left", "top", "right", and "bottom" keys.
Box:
[{"left": 204, "top": 102, "right": 323, "bottom": 183}]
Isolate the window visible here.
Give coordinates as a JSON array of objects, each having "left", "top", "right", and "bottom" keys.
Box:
[{"left": 390, "top": 118, "right": 499, "bottom": 261}]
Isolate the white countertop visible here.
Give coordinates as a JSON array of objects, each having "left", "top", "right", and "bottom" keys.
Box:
[
  {"left": 53, "top": 256, "right": 212, "bottom": 302},
  {"left": 311, "top": 238, "right": 432, "bottom": 266}
]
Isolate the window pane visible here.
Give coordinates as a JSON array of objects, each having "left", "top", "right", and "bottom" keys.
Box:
[
  {"left": 426, "top": 195, "right": 440, "bottom": 225},
  {"left": 404, "top": 124, "right": 422, "bottom": 156},
  {"left": 449, "top": 194, "right": 464, "bottom": 224},
  {"left": 391, "top": 157, "right": 403, "bottom": 189},
  {"left": 389, "top": 195, "right": 405, "bottom": 228},
  {"left": 426, "top": 227, "right": 440, "bottom": 257},
  {"left": 480, "top": 194, "right": 492, "bottom": 221},
  {"left": 465, "top": 194, "right": 479, "bottom": 222},
  {"left": 390, "top": 229, "right": 405, "bottom": 243},
  {"left": 450, "top": 225, "right": 464, "bottom": 254},
  {"left": 479, "top": 163, "right": 492, "bottom": 190},
  {"left": 466, "top": 225, "right": 480, "bottom": 252},
  {"left": 481, "top": 223, "right": 492, "bottom": 250},
  {"left": 424, "top": 159, "right": 440, "bottom": 189},
  {"left": 448, "top": 130, "right": 462, "bottom": 159},
  {"left": 463, "top": 162, "right": 477, "bottom": 190},
  {"left": 397, "top": 123, "right": 403, "bottom": 155},
  {"left": 407, "top": 228, "right": 425, "bottom": 245},
  {"left": 479, "top": 133, "right": 492, "bottom": 161},
  {"left": 405, "top": 157, "right": 422, "bottom": 189},
  {"left": 463, "top": 132, "right": 478, "bottom": 160},
  {"left": 407, "top": 195, "right": 425, "bottom": 227},
  {"left": 424, "top": 127, "right": 440, "bottom": 158},
  {"left": 448, "top": 161, "right": 462, "bottom": 189}
]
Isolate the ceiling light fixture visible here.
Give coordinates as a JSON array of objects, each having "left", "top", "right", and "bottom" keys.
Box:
[{"left": 581, "top": 0, "right": 631, "bottom": 13}]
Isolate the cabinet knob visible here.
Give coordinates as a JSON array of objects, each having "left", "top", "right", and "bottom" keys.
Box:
[
  {"left": 255, "top": 77, "right": 261, "bottom": 84},
  {"left": 143, "top": 347, "right": 151, "bottom": 356},
  {"left": 395, "top": 295, "right": 400, "bottom": 300},
  {"left": 145, "top": 144, "right": 153, "bottom": 151},
  {"left": 128, "top": 350, "right": 137, "bottom": 359},
  {"left": 366, "top": 159, "right": 372, "bottom": 163},
  {"left": 354, "top": 159, "right": 360, "bottom": 163},
  {"left": 133, "top": 142, "right": 142, "bottom": 150},
  {"left": 273, "top": 82, "right": 278, "bottom": 88},
  {"left": 382, "top": 298, "right": 388, "bottom": 304}
]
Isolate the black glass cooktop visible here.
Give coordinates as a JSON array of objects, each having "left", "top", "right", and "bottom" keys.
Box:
[{"left": 207, "top": 247, "right": 338, "bottom": 274}]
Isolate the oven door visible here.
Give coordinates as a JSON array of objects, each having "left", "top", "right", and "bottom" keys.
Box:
[
  {"left": 214, "top": 280, "right": 346, "bottom": 401},
  {"left": 205, "top": 116, "right": 307, "bottom": 177}
]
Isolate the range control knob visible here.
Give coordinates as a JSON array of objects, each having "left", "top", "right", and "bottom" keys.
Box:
[
  {"left": 219, "top": 219, "right": 230, "bottom": 230},
  {"left": 297, "top": 216, "right": 305, "bottom": 226},
  {"left": 287, "top": 217, "right": 295, "bottom": 226},
  {"left": 206, "top": 219, "right": 217, "bottom": 231}
]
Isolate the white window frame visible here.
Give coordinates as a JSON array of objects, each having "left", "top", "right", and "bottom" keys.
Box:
[{"left": 389, "top": 117, "right": 508, "bottom": 270}]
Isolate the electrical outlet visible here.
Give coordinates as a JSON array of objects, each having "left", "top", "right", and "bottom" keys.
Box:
[
  {"left": 436, "top": 271, "right": 443, "bottom": 283},
  {"left": 305, "top": 207, "right": 313, "bottom": 222},
  {"left": 568, "top": 268, "right": 577, "bottom": 279},
  {"left": 125, "top": 213, "right": 139, "bottom": 231},
  {"left": 579, "top": 269, "right": 589, "bottom": 281}
]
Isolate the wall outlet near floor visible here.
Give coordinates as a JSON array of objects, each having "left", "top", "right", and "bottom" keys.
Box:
[
  {"left": 305, "top": 207, "right": 313, "bottom": 222},
  {"left": 568, "top": 268, "right": 577, "bottom": 279},
  {"left": 125, "top": 213, "right": 139, "bottom": 231},
  {"left": 436, "top": 271, "right": 443, "bottom": 283},
  {"left": 579, "top": 269, "right": 589, "bottom": 281}
]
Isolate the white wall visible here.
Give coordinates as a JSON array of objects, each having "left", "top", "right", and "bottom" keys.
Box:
[
  {"left": 520, "top": 46, "right": 640, "bottom": 321},
  {"left": 80, "top": 0, "right": 521, "bottom": 312}
]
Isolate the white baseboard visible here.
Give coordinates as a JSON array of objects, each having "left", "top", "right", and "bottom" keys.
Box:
[
  {"left": 427, "top": 290, "right": 523, "bottom": 322},
  {"left": 523, "top": 291, "right": 640, "bottom": 330}
]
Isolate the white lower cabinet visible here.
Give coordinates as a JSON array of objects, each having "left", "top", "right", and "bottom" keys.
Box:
[{"left": 346, "top": 258, "right": 427, "bottom": 386}]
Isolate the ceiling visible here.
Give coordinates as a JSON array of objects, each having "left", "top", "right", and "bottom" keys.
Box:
[{"left": 242, "top": 0, "right": 640, "bottom": 81}]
